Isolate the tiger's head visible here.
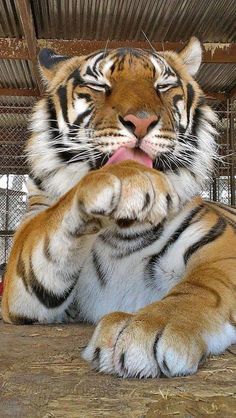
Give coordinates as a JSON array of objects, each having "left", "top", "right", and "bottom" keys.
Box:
[{"left": 28, "top": 38, "right": 217, "bottom": 198}]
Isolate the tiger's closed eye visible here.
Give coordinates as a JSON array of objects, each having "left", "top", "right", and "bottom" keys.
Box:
[
  {"left": 83, "top": 83, "right": 111, "bottom": 95},
  {"left": 155, "top": 83, "right": 176, "bottom": 92}
]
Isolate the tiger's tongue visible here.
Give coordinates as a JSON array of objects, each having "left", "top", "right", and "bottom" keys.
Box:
[{"left": 106, "top": 147, "right": 153, "bottom": 168}]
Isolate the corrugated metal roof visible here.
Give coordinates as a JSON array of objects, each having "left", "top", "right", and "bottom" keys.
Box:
[
  {"left": 0, "top": 0, "right": 23, "bottom": 38},
  {"left": 31, "top": 0, "right": 236, "bottom": 42},
  {"left": 1, "top": 0, "right": 235, "bottom": 41},
  {"left": 0, "top": 59, "right": 36, "bottom": 89},
  {"left": 197, "top": 64, "right": 236, "bottom": 93}
]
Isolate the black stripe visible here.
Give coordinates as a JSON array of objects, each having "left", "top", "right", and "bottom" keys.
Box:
[
  {"left": 100, "top": 222, "right": 165, "bottom": 258},
  {"left": 166, "top": 193, "right": 172, "bottom": 210},
  {"left": 76, "top": 93, "right": 92, "bottom": 102},
  {"left": 221, "top": 215, "right": 236, "bottom": 230},
  {"left": 208, "top": 201, "right": 236, "bottom": 216},
  {"left": 184, "top": 217, "right": 227, "bottom": 264},
  {"left": 165, "top": 66, "right": 176, "bottom": 77},
  {"left": 47, "top": 97, "right": 74, "bottom": 162},
  {"left": 190, "top": 107, "right": 202, "bottom": 146},
  {"left": 217, "top": 213, "right": 236, "bottom": 231},
  {"left": 92, "top": 249, "right": 107, "bottom": 286},
  {"left": 16, "top": 253, "right": 29, "bottom": 291},
  {"left": 57, "top": 149, "right": 78, "bottom": 163},
  {"left": 30, "top": 174, "right": 43, "bottom": 190},
  {"left": 47, "top": 97, "right": 80, "bottom": 163},
  {"left": 205, "top": 202, "right": 236, "bottom": 230},
  {"left": 173, "top": 94, "right": 183, "bottom": 121},
  {"left": 92, "top": 54, "right": 107, "bottom": 76},
  {"left": 118, "top": 55, "right": 125, "bottom": 71},
  {"left": 29, "top": 260, "right": 77, "bottom": 309},
  {"left": 84, "top": 51, "right": 103, "bottom": 61},
  {"left": 47, "top": 97, "right": 58, "bottom": 132},
  {"left": 186, "top": 83, "right": 195, "bottom": 126},
  {"left": 178, "top": 107, "right": 201, "bottom": 152},
  {"left": 146, "top": 204, "right": 204, "bottom": 278},
  {"left": 68, "top": 69, "right": 84, "bottom": 87},
  {"left": 91, "top": 152, "right": 109, "bottom": 169},
  {"left": 110, "top": 59, "right": 118, "bottom": 74},
  {"left": 57, "top": 86, "right": 68, "bottom": 123},
  {"left": 93, "top": 347, "right": 101, "bottom": 363},
  {"left": 9, "top": 313, "right": 36, "bottom": 325},
  {"left": 142, "top": 193, "right": 151, "bottom": 211},
  {"left": 113, "top": 222, "right": 165, "bottom": 242},
  {"left": 86, "top": 66, "right": 98, "bottom": 78},
  {"left": 163, "top": 105, "right": 205, "bottom": 173},
  {"left": 73, "top": 108, "right": 92, "bottom": 128}
]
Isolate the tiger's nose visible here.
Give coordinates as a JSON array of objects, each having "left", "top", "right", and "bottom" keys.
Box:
[{"left": 121, "top": 113, "right": 159, "bottom": 138}]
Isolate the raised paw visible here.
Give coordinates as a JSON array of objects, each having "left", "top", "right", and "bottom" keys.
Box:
[
  {"left": 77, "top": 161, "right": 177, "bottom": 225},
  {"left": 82, "top": 310, "right": 206, "bottom": 378}
]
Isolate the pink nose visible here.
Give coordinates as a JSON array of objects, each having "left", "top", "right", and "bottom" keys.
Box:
[{"left": 123, "top": 114, "right": 158, "bottom": 138}]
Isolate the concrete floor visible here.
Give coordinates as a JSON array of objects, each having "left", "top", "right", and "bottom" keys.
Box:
[{"left": 0, "top": 320, "right": 236, "bottom": 418}]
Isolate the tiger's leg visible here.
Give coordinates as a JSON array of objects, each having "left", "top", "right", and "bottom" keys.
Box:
[
  {"left": 83, "top": 255, "right": 236, "bottom": 377},
  {"left": 2, "top": 187, "right": 101, "bottom": 324},
  {"left": 3, "top": 161, "right": 177, "bottom": 324}
]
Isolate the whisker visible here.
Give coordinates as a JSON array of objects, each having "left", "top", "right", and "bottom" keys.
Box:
[
  {"left": 103, "top": 38, "right": 109, "bottom": 58},
  {"left": 141, "top": 29, "right": 157, "bottom": 53}
]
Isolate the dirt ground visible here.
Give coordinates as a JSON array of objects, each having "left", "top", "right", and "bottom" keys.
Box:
[{"left": 0, "top": 320, "right": 236, "bottom": 418}]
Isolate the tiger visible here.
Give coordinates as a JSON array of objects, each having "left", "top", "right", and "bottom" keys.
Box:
[{"left": 2, "top": 37, "right": 236, "bottom": 379}]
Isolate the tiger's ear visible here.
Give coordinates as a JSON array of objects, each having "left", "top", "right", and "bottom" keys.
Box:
[
  {"left": 179, "top": 37, "right": 202, "bottom": 76},
  {"left": 38, "top": 49, "right": 71, "bottom": 82}
]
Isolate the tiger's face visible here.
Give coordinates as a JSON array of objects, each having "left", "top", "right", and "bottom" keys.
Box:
[{"left": 29, "top": 38, "right": 216, "bottom": 196}]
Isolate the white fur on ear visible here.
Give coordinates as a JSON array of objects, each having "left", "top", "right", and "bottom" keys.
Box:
[{"left": 179, "top": 37, "right": 202, "bottom": 76}]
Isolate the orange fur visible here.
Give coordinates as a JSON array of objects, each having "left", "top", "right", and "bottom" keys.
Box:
[{"left": 2, "top": 39, "right": 236, "bottom": 378}]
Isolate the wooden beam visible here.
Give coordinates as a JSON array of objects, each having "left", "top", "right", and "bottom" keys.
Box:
[
  {"left": 16, "top": 0, "right": 43, "bottom": 94},
  {"left": 0, "top": 38, "right": 235, "bottom": 63},
  {"left": 0, "top": 38, "right": 29, "bottom": 59},
  {"left": 205, "top": 92, "right": 227, "bottom": 101},
  {"left": 0, "top": 88, "right": 39, "bottom": 97},
  {"left": 228, "top": 85, "right": 236, "bottom": 98}
]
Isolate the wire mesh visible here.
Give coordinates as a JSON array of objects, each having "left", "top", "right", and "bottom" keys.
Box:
[
  {"left": 0, "top": 96, "right": 35, "bottom": 273},
  {"left": 0, "top": 96, "right": 235, "bottom": 273},
  {"left": 206, "top": 99, "right": 236, "bottom": 205}
]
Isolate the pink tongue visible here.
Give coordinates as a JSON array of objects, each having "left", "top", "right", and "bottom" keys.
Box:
[{"left": 106, "top": 147, "right": 153, "bottom": 168}]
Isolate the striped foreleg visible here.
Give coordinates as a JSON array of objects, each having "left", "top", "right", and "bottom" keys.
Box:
[
  {"left": 2, "top": 184, "right": 101, "bottom": 324},
  {"left": 2, "top": 160, "right": 179, "bottom": 324}
]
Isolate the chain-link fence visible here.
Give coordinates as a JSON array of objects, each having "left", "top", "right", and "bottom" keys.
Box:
[
  {"left": 205, "top": 99, "right": 236, "bottom": 205},
  {"left": 0, "top": 96, "right": 236, "bottom": 271},
  {"left": 0, "top": 96, "right": 35, "bottom": 271}
]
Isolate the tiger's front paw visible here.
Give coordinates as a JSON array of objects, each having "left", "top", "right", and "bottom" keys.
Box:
[
  {"left": 77, "top": 161, "right": 177, "bottom": 225},
  {"left": 82, "top": 310, "right": 205, "bottom": 378}
]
